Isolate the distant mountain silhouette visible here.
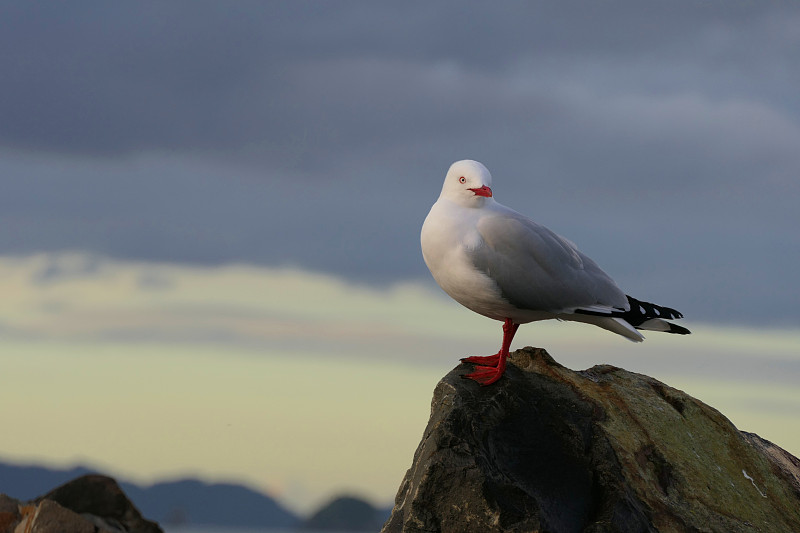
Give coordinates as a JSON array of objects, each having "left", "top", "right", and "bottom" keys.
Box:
[
  {"left": 301, "top": 495, "right": 389, "bottom": 532},
  {"left": 120, "top": 478, "right": 299, "bottom": 529},
  {"left": 0, "top": 461, "right": 298, "bottom": 529},
  {"left": 0, "top": 463, "right": 95, "bottom": 500}
]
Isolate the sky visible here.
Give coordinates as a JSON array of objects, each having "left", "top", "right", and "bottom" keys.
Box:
[{"left": 1, "top": 1, "right": 799, "bottom": 515}]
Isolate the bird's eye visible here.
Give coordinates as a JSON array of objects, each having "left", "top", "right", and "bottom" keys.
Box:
[{"left": 459, "top": 177, "right": 466, "bottom": 184}]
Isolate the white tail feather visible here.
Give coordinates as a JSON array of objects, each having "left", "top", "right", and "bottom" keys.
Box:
[
  {"left": 637, "top": 318, "right": 673, "bottom": 332},
  {"left": 561, "top": 313, "right": 645, "bottom": 342}
]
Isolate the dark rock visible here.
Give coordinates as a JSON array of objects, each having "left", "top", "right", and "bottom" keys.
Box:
[
  {"left": 302, "top": 495, "right": 385, "bottom": 531},
  {"left": 1, "top": 493, "right": 106, "bottom": 533},
  {"left": 26, "top": 499, "right": 97, "bottom": 533},
  {"left": 0, "top": 463, "right": 299, "bottom": 529},
  {"left": 0, "top": 494, "right": 21, "bottom": 533},
  {"left": 382, "top": 347, "right": 800, "bottom": 533},
  {"left": 0, "top": 475, "right": 163, "bottom": 533},
  {"left": 38, "top": 474, "right": 162, "bottom": 533}
]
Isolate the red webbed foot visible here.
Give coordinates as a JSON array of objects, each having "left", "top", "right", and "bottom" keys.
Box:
[
  {"left": 460, "top": 352, "right": 501, "bottom": 366},
  {"left": 461, "top": 318, "right": 518, "bottom": 386},
  {"left": 462, "top": 365, "right": 505, "bottom": 386}
]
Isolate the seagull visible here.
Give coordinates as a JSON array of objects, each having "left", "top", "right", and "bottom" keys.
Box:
[{"left": 421, "top": 160, "right": 690, "bottom": 386}]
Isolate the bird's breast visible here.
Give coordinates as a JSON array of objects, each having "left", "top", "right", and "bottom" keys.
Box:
[{"left": 421, "top": 206, "right": 516, "bottom": 321}]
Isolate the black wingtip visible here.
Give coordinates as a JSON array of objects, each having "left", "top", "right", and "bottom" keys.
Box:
[
  {"left": 668, "top": 323, "right": 691, "bottom": 335},
  {"left": 575, "top": 295, "right": 690, "bottom": 336},
  {"left": 624, "top": 296, "right": 687, "bottom": 326}
]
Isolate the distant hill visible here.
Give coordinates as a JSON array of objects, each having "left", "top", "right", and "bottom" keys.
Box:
[
  {"left": 0, "top": 463, "right": 95, "bottom": 501},
  {"left": 0, "top": 461, "right": 298, "bottom": 529},
  {"left": 120, "top": 478, "right": 299, "bottom": 529},
  {"left": 302, "top": 495, "right": 390, "bottom": 532}
]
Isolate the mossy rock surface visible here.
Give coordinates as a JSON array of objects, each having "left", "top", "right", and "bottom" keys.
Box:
[{"left": 383, "top": 347, "right": 800, "bottom": 533}]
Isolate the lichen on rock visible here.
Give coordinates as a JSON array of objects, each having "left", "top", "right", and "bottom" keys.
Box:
[{"left": 382, "top": 347, "right": 800, "bottom": 533}]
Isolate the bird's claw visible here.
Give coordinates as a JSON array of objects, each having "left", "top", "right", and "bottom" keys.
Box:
[
  {"left": 462, "top": 365, "right": 504, "bottom": 386},
  {"left": 460, "top": 353, "right": 501, "bottom": 366}
]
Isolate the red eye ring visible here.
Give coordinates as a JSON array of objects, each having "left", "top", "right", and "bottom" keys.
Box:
[{"left": 459, "top": 176, "right": 466, "bottom": 183}]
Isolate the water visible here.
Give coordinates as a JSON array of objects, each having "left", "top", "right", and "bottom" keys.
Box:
[
  {"left": 164, "top": 527, "right": 368, "bottom": 533},
  {"left": 161, "top": 524, "right": 282, "bottom": 533}
]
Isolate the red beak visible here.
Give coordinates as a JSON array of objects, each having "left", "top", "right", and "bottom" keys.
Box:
[{"left": 468, "top": 185, "right": 493, "bottom": 198}]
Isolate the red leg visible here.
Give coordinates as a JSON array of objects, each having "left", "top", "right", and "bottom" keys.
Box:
[{"left": 463, "top": 318, "right": 519, "bottom": 386}]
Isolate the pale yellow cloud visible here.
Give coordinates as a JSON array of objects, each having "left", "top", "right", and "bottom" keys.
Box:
[
  {"left": 0, "top": 339, "right": 438, "bottom": 514},
  {"left": 0, "top": 253, "right": 798, "bottom": 513},
  {"left": 0, "top": 253, "right": 482, "bottom": 354}
]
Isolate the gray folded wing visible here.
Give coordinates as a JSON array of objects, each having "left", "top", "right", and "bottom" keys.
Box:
[{"left": 469, "top": 210, "right": 629, "bottom": 313}]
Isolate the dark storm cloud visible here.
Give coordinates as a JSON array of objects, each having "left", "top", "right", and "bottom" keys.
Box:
[
  {"left": 1, "top": 1, "right": 799, "bottom": 325},
  {"left": 3, "top": 1, "right": 798, "bottom": 159}
]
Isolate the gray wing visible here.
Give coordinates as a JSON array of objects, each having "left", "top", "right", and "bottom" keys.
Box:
[{"left": 469, "top": 209, "right": 629, "bottom": 313}]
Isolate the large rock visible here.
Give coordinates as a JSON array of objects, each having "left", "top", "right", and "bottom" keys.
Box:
[
  {"left": 0, "top": 475, "right": 162, "bottom": 533},
  {"left": 382, "top": 347, "right": 800, "bottom": 533}
]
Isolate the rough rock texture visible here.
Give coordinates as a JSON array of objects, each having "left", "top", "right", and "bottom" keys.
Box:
[
  {"left": 24, "top": 499, "right": 97, "bottom": 533},
  {"left": 0, "top": 495, "right": 20, "bottom": 533},
  {"left": 382, "top": 347, "right": 800, "bottom": 533},
  {"left": 1, "top": 475, "right": 162, "bottom": 533}
]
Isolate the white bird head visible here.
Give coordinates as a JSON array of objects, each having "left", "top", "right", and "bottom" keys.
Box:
[{"left": 439, "top": 160, "right": 494, "bottom": 207}]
